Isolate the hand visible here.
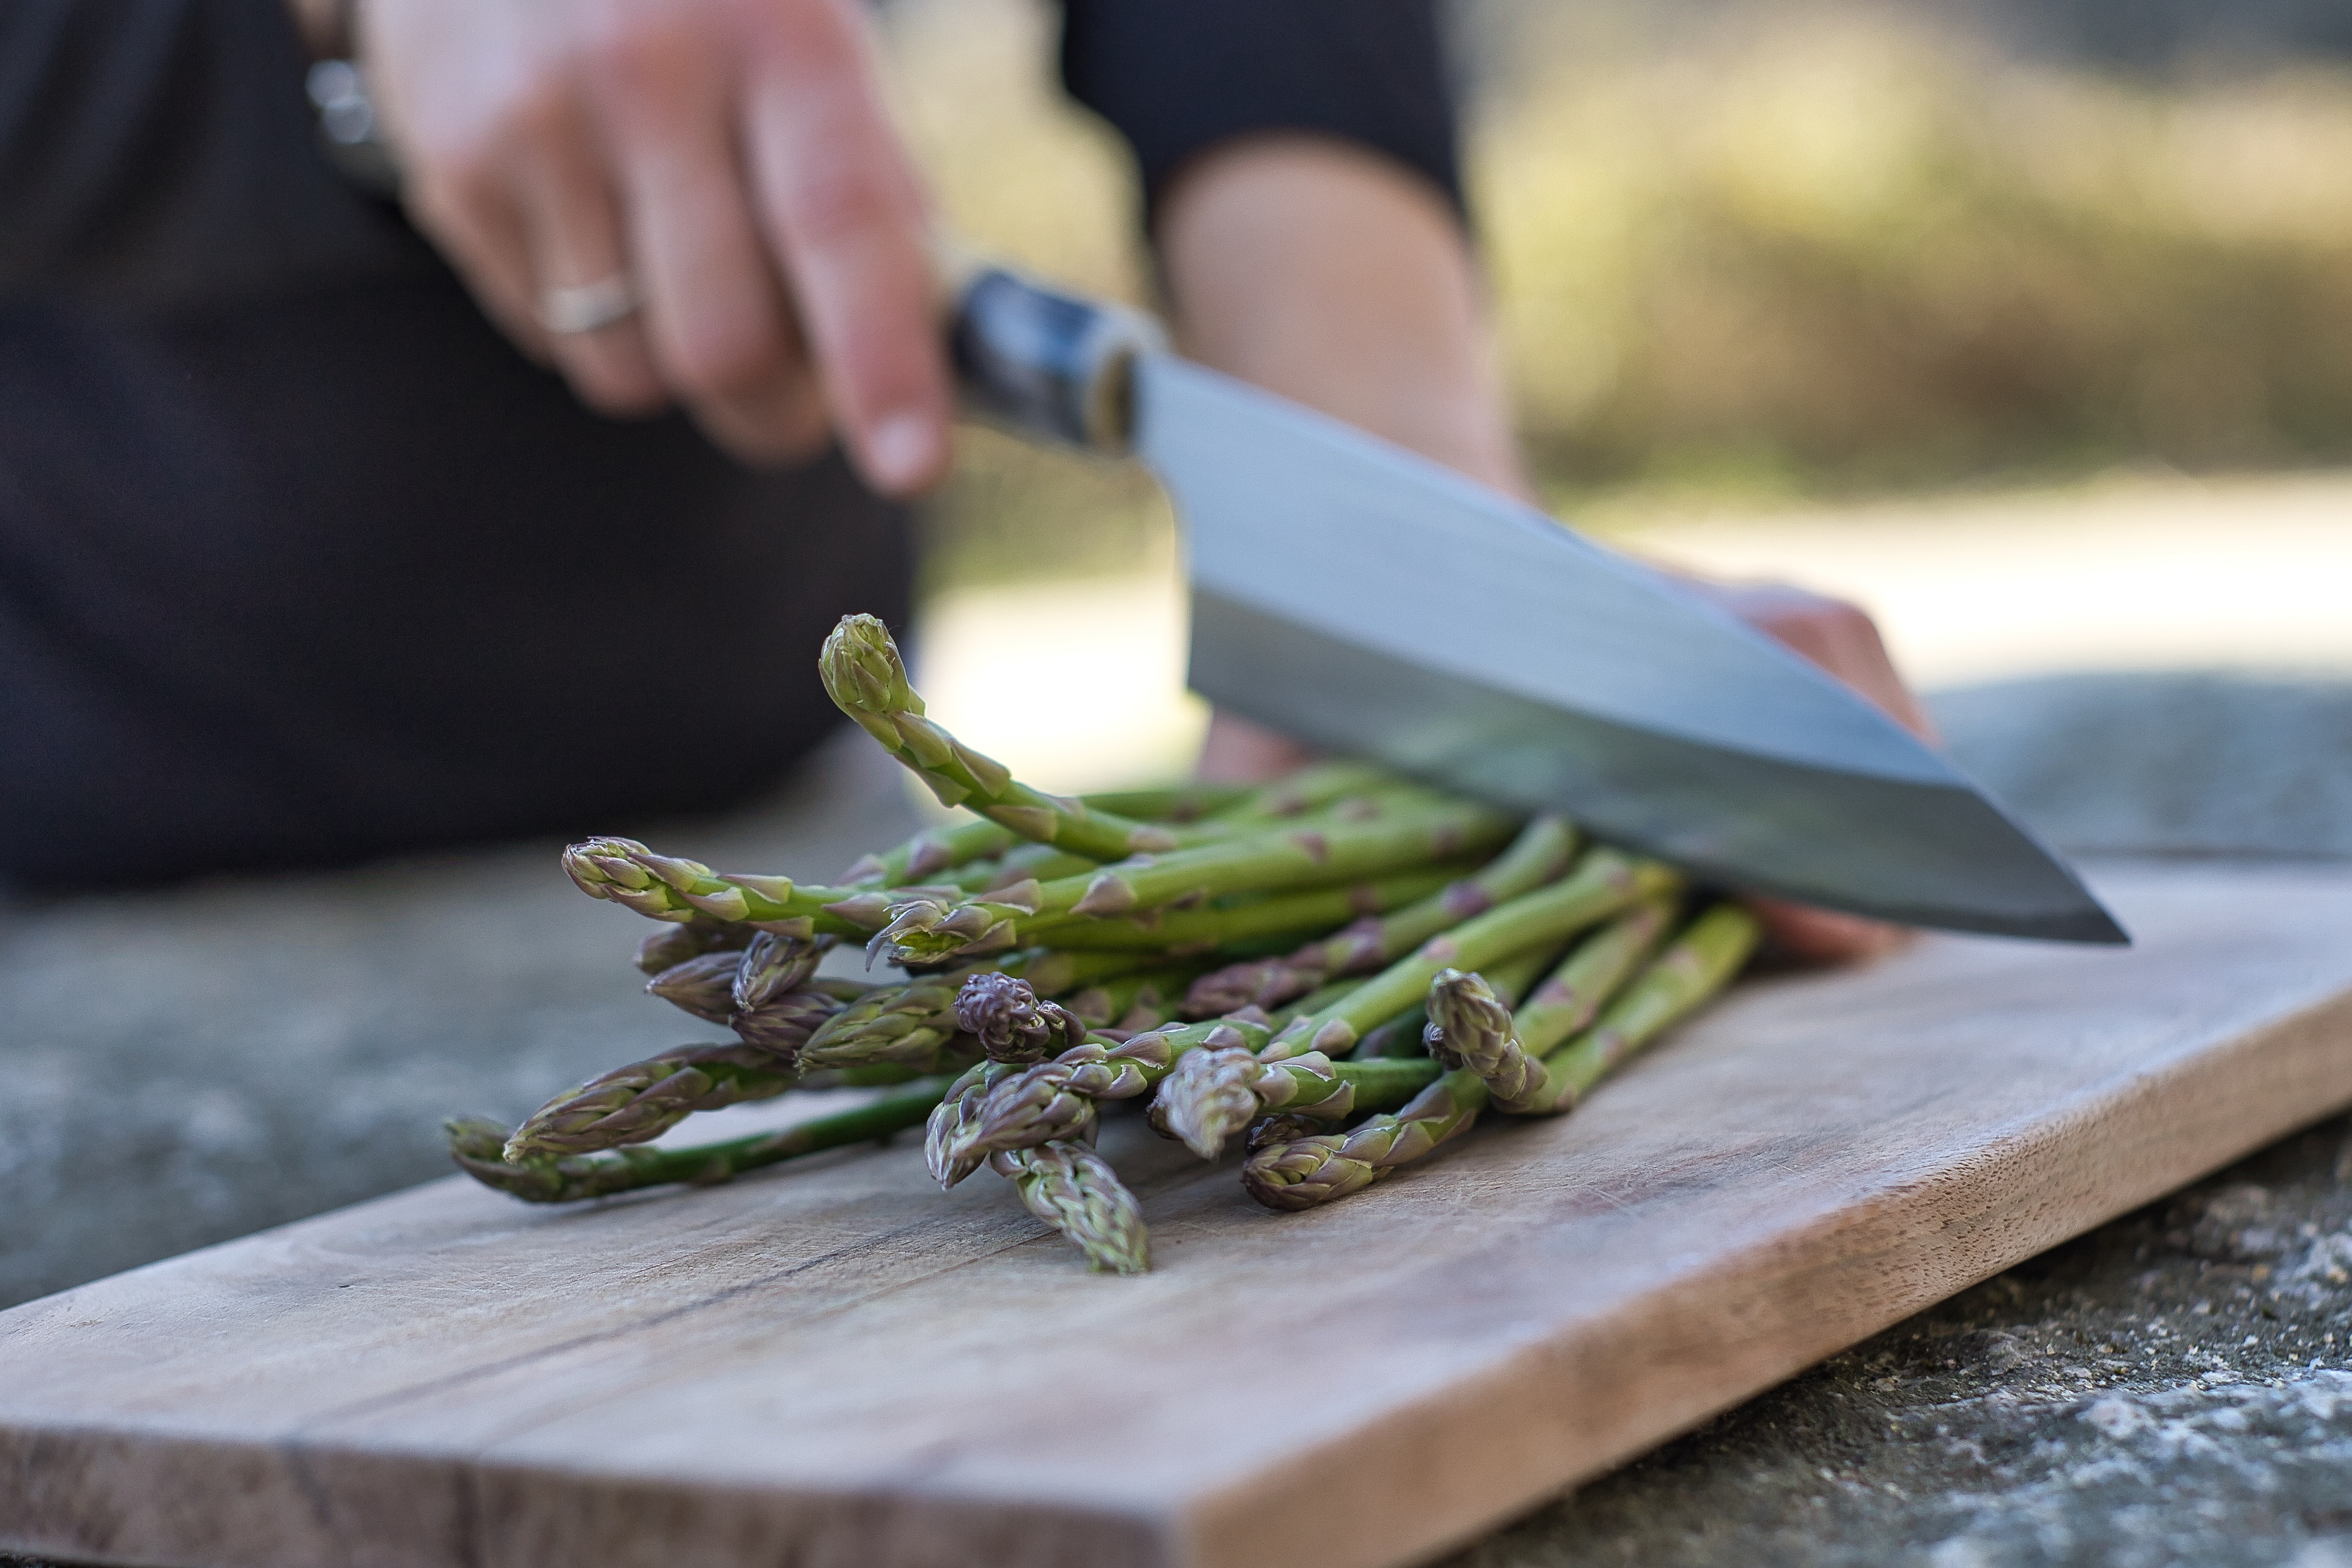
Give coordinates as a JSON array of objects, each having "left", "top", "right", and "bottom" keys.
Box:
[
  {"left": 1672, "top": 578, "right": 1931, "bottom": 962},
  {"left": 1161, "top": 136, "right": 1928, "bottom": 963},
  {"left": 358, "top": 0, "right": 952, "bottom": 491}
]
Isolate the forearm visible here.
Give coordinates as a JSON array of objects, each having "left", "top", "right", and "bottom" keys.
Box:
[
  {"left": 1155, "top": 136, "right": 1529, "bottom": 498},
  {"left": 1156, "top": 136, "right": 1531, "bottom": 779}
]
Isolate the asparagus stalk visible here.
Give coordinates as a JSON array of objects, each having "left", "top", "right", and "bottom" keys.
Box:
[
  {"left": 1239, "top": 904, "right": 1761, "bottom": 1208},
  {"left": 924, "top": 1059, "right": 1025, "bottom": 1185},
  {"left": 1213, "top": 759, "right": 1411, "bottom": 820},
  {"left": 833, "top": 767, "right": 1400, "bottom": 898},
  {"left": 1259, "top": 849, "right": 1683, "bottom": 1060},
  {"left": 1499, "top": 899, "right": 1678, "bottom": 1072},
  {"left": 563, "top": 836, "right": 943, "bottom": 937},
  {"left": 936, "top": 852, "right": 1675, "bottom": 1178},
  {"left": 953, "top": 841, "right": 1098, "bottom": 895},
  {"left": 633, "top": 918, "right": 751, "bottom": 977},
  {"left": 997, "top": 865, "right": 1465, "bottom": 954},
  {"left": 644, "top": 950, "right": 744, "bottom": 1024},
  {"left": 729, "top": 987, "right": 849, "bottom": 1063},
  {"left": 873, "top": 800, "right": 1521, "bottom": 964},
  {"left": 1063, "top": 963, "right": 1202, "bottom": 1037},
  {"left": 1240, "top": 1070, "right": 1487, "bottom": 1211},
  {"left": 990, "top": 1141, "right": 1150, "bottom": 1275},
  {"left": 450, "top": 1077, "right": 950, "bottom": 1204},
  {"left": 1161, "top": 933, "right": 1566, "bottom": 1158},
  {"left": 732, "top": 930, "right": 826, "bottom": 1006},
  {"left": 1075, "top": 783, "right": 1252, "bottom": 823},
  {"left": 1265, "top": 975, "right": 1369, "bottom": 1031},
  {"left": 1182, "top": 815, "right": 1581, "bottom": 1017},
  {"left": 1504, "top": 903, "right": 1763, "bottom": 1115},
  {"left": 1155, "top": 1052, "right": 1445, "bottom": 1159},
  {"left": 840, "top": 816, "right": 1024, "bottom": 888},
  {"left": 821, "top": 614, "right": 1207, "bottom": 858},
  {"left": 1421, "top": 971, "right": 1545, "bottom": 1105},
  {"left": 504, "top": 1044, "right": 807, "bottom": 1159},
  {"left": 925, "top": 1018, "right": 1271, "bottom": 1187},
  {"left": 797, "top": 948, "right": 1155, "bottom": 1072}
]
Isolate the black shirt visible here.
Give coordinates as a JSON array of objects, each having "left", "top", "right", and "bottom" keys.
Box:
[{"left": 0, "top": 0, "right": 1460, "bottom": 889}]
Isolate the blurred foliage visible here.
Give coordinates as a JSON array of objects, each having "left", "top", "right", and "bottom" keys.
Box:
[
  {"left": 877, "top": 0, "right": 2352, "bottom": 586},
  {"left": 1480, "top": 5, "right": 2352, "bottom": 496}
]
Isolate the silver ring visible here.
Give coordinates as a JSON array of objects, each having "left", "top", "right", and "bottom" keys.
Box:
[{"left": 536, "top": 273, "right": 640, "bottom": 335}]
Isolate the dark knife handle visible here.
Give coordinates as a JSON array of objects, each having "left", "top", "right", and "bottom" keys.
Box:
[{"left": 944, "top": 255, "right": 1165, "bottom": 455}]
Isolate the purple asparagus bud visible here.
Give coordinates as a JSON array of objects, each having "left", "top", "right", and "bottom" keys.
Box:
[
  {"left": 954, "top": 971, "right": 1088, "bottom": 1064},
  {"left": 645, "top": 951, "right": 743, "bottom": 1025}
]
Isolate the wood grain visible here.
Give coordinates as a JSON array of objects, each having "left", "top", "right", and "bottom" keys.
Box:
[{"left": 5, "top": 861, "right": 2351, "bottom": 1568}]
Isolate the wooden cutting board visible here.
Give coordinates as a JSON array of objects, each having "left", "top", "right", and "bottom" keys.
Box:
[{"left": 6, "top": 861, "right": 2352, "bottom": 1568}]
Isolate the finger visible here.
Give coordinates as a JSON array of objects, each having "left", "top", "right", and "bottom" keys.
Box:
[
  {"left": 1195, "top": 710, "right": 1317, "bottom": 784},
  {"left": 741, "top": 0, "right": 953, "bottom": 494},
  {"left": 505, "top": 87, "right": 667, "bottom": 416},
  {"left": 592, "top": 25, "right": 831, "bottom": 464},
  {"left": 398, "top": 128, "right": 552, "bottom": 363},
  {"left": 1745, "top": 894, "right": 1914, "bottom": 965},
  {"left": 1752, "top": 592, "right": 1937, "bottom": 741}
]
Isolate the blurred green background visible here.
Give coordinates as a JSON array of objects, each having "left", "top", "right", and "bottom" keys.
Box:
[{"left": 873, "top": 0, "right": 2352, "bottom": 594}]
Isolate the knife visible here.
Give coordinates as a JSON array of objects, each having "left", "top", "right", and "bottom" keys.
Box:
[{"left": 944, "top": 259, "right": 2127, "bottom": 945}]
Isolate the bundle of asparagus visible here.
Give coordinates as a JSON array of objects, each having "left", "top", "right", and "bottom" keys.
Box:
[{"left": 449, "top": 614, "right": 1763, "bottom": 1274}]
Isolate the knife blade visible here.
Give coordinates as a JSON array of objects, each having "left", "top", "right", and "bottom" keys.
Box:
[{"left": 947, "top": 262, "right": 2126, "bottom": 945}]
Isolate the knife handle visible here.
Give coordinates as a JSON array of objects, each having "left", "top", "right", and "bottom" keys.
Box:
[{"left": 940, "top": 247, "right": 1165, "bottom": 455}]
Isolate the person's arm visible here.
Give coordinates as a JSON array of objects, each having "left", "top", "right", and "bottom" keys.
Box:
[{"left": 1155, "top": 136, "right": 1917, "bottom": 961}]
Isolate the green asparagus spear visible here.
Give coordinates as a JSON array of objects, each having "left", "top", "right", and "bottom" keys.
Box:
[
  {"left": 990, "top": 1140, "right": 1150, "bottom": 1275},
  {"left": 731, "top": 931, "right": 827, "bottom": 1012},
  {"left": 450, "top": 1078, "right": 950, "bottom": 1204},
  {"left": 1073, "top": 783, "right": 1252, "bottom": 823},
  {"left": 834, "top": 770, "right": 1396, "bottom": 898},
  {"left": 633, "top": 918, "right": 751, "bottom": 977},
  {"left": 1498, "top": 898, "right": 1679, "bottom": 1072},
  {"left": 999, "top": 865, "right": 1465, "bottom": 954},
  {"left": 503, "top": 1044, "right": 804, "bottom": 1159},
  {"left": 1062, "top": 962, "right": 1203, "bottom": 1037},
  {"left": 1182, "top": 815, "right": 1581, "bottom": 1017},
  {"left": 925, "top": 1018, "right": 1272, "bottom": 1187},
  {"left": 563, "top": 836, "right": 941, "bottom": 937},
  {"left": 1239, "top": 1070, "right": 1487, "bottom": 1211},
  {"left": 797, "top": 948, "right": 1155, "bottom": 1072},
  {"left": 872, "top": 800, "right": 1521, "bottom": 964},
  {"left": 937, "top": 852, "right": 1675, "bottom": 1178},
  {"left": 924, "top": 1059, "right": 1026, "bottom": 1186},
  {"left": 951, "top": 841, "right": 1099, "bottom": 895},
  {"left": 821, "top": 614, "right": 1203, "bottom": 858},
  {"left": 1505, "top": 903, "right": 1763, "bottom": 1114},
  {"left": 1239, "top": 904, "right": 1760, "bottom": 1208},
  {"left": 1213, "top": 760, "right": 1411, "bottom": 820},
  {"left": 1261, "top": 849, "right": 1683, "bottom": 1060},
  {"left": 1161, "top": 932, "right": 1567, "bottom": 1158},
  {"left": 1155, "top": 1051, "right": 1444, "bottom": 1159},
  {"left": 1421, "top": 970, "right": 1546, "bottom": 1105},
  {"left": 644, "top": 950, "right": 744, "bottom": 1024},
  {"left": 729, "top": 987, "right": 849, "bottom": 1063},
  {"left": 1265, "top": 975, "right": 1370, "bottom": 1031},
  {"left": 840, "top": 816, "right": 1025, "bottom": 888}
]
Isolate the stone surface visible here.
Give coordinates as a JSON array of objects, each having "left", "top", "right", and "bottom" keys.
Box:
[
  {"left": 1436, "top": 1112, "right": 2352, "bottom": 1568},
  {"left": 1934, "top": 673, "right": 2352, "bottom": 859},
  {"left": 0, "top": 728, "right": 921, "bottom": 1311},
  {"left": 3, "top": 670, "right": 2350, "bottom": 1568}
]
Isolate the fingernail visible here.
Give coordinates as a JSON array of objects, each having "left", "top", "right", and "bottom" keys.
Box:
[{"left": 866, "top": 411, "right": 943, "bottom": 493}]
